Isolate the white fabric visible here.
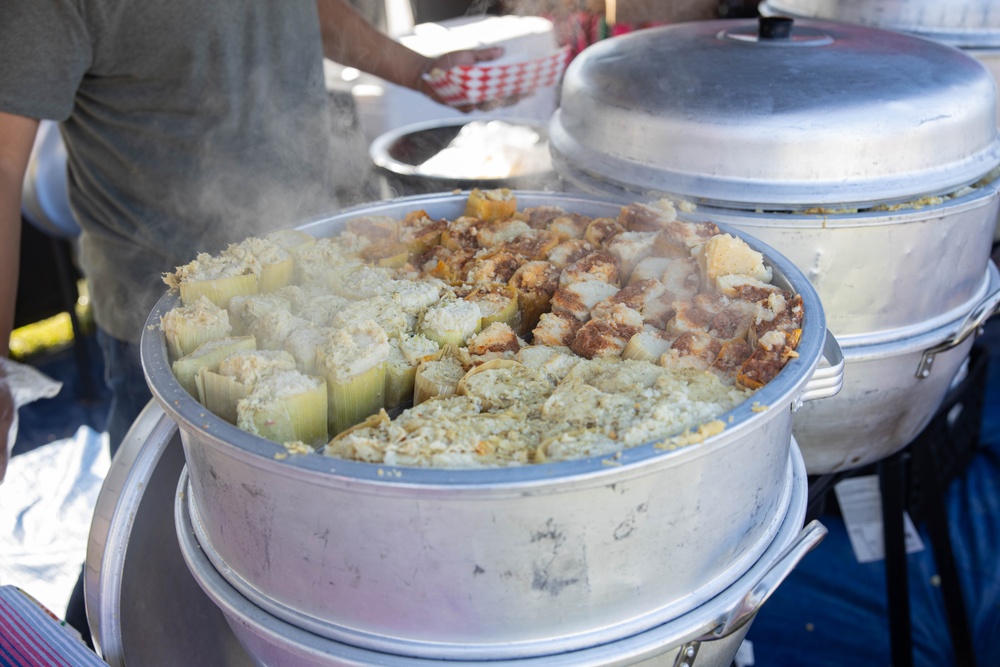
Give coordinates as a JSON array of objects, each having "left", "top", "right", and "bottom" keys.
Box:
[{"left": 0, "top": 427, "right": 109, "bottom": 615}]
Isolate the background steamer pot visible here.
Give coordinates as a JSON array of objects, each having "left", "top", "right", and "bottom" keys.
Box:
[
  {"left": 140, "top": 191, "right": 842, "bottom": 660},
  {"left": 759, "top": 0, "right": 1000, "bottom": 241},
  {"left": 550, "top": 18, "right": 1000, "bottom": 473}
]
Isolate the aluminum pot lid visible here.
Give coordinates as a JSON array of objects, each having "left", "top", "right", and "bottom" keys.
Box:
[
  {"left": 549, "top": 17, "right": 1000, "bottom": 209},
  {"left": 761, "top": 0, "right": 1000, "bottom": 48}
]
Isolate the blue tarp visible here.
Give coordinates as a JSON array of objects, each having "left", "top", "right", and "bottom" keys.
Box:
[{"left": 746, "top": 322, "right": 1000, "bottom": 667}]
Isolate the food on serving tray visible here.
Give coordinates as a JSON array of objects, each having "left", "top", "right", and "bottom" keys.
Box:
[{"left": 160, "top": 188, "right": 803, "bottom": 467}]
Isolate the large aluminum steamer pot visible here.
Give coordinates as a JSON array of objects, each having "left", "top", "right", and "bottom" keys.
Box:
[
  {"left": 759, "top": 0, "right": 1000, "bottom": 240},
  {"left": 85, "top": 401, "right": 254, "bottom": 666},
  {"left": 550, "top": 17, "right": 1000, "bottom": 337},
  {"left": 795, "top": 262, "right": 1000, "bottom": 473},
  {"left": 175, "top": 445, "right": 826, "bottom": 667},
  {"left": 140, "top": 191, "right": 842, "bottom": 660}
]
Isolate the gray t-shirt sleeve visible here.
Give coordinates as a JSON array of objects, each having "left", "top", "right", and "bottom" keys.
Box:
[{"left": 0, "top": 0, "right": 91, "bottom": 120}]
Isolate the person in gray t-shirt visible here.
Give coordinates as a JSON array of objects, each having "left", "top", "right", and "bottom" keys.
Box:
[
  {"left": 0, "top": 0, "right": 507, "bottom": 471},
  {"left": 0, "top": 0, "right": 510, "bottom": 648}
]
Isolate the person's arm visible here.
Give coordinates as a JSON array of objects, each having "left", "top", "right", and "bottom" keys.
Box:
[
  {"left": 0, "top": 110, "right": 39, "bottom": 481},
  {"left": 315, "top": 0, "right": 506, "bottom": 109}
]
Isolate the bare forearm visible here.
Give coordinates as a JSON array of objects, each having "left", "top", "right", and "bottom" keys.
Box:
[
  {"left": 316, "top": 0, "right": 430, "bottom": 91},
  {"left": 0, "top": 206, "right": 20, "bottom": 358},
  {"left": 0, "top": 111, "right": 39, "bottom": 358}
]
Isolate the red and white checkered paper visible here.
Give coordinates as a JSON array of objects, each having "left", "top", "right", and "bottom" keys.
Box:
[{"left": 424, "top": 46, "right": 571, "bottom": 107}]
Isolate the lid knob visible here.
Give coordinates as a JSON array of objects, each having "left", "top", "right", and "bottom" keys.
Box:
[{"left": 758, "top": 16, "right": 794, "bottom": 40}]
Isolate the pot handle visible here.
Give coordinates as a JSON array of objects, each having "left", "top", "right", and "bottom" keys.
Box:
[
  {"left": 794, "top": 330, "right": 844, "bottom": 410},
  {"left": 672, "top": 520, "right": 828, "bottom": 666},
  {"left": 916, "top": 285, "right": 1000, "bottom": 379}
]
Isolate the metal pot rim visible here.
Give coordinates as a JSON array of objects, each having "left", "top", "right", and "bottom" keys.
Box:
[
  {"left": 141, "top": 191, "right": 828, "bottom": 487},
  {"left": 676, "top": 172, "right": 1000, "bottom": 228},
  {"left": 830, "top": 262, "right": 1000, "bottom": 363}
]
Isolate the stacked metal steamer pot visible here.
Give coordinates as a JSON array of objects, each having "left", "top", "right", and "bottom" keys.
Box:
[
  {"left": 549, "top": 16, "right": 1000, "bottom": 474},
  {"left": 138, "top": 191, "right": 841, "bottom": 666},
  {"left": 760, "top": 0, "right": 1000, "bottom": 242}
]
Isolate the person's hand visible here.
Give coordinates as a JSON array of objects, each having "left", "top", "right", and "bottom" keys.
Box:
[
  {"left": 0, "top": 373, "right": 13, "bottom": 483},
  {"left": 418, "top": 47, "right": 526, "bottom": 113}
]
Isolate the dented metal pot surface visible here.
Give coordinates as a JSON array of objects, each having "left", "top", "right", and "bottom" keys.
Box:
[
  {"left": 794, "top": 262, "right": 1000, "bottom": 473},
  {"left": 175, "top": 442, "right": 825, "bottom": 667},
  {"left": 141, "top": 192, "right": 841, "bottom": 660}
]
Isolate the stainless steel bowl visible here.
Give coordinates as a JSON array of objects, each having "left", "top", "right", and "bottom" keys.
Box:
[
  {"left": 369, "top": 118, "right": 558, "bottom": 199},
  {"left": 141, "top": 191, "right": 841, "bottom": 659},
  {"left": 175, "top": 442, "right": 825, "bottom": 667}
]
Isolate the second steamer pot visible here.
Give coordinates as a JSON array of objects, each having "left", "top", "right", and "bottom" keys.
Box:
[
  {"left": 175, "top": 441, "right": 825, "bottom": 667},
  {"left": 141, "top": 191, "right": 841, "bottom": 660},
  {"left": 794, "top": 261, "right": 1000, "bottom": 473},
  {"left": 550, "top": 17, "right": 1000, "bottom": 339}
]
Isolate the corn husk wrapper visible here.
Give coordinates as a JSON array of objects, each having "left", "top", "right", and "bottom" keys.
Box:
[
  {"left": 258, "top": 255, "right": 295, "bottom": 293},
  {"left": 384, "top": 346, "right": 443, "bottom": 411},
  {"left": 161, "top": 296, "right": 233, "bottom": 360},
  {"left": 179, "top": 274, "right": 258, "bottom": 309},
  {"left": 236, "top": 373, "right": 328, "bottom": 445},
  {"left": 413, "top": 356, "right": 465, "bottom": 405},
  {"left": 513, "top": 288, "right": 549, "bottom": 336},
  {"left": 196, "top": 369, "right": 249, "bottom": 424},
  {"left": 465, "top": 188, "right": 516, "bottom": 222},
  {"left": 170, "top": 336, "right": 257, "bottom": 396},
  {"left": 361, "top": 241, "right": 410, "bottom": 269},
  {"left": 455, "top": 358, "right": 519, "bottom": 398},
  {"left": 623, "top": 331, "right": 674, "bottom": 364},
  {"left": 266, "top": 229, "right": 316, "bottom": 255},
  {"left": 469, "top": 285, "right": 519, "bottom": 331},
  {"left": 419, "top": 300, "right": 482, "bottom": 349},
  {"left": 324, "top": 363, "right": 386, "bottom": 435}
]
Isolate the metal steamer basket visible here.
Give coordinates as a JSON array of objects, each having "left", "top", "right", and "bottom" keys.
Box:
[
  {"left": 140, "top": 191, "right": 842, "bottom": 660},
  {"left": 550, "top": 18, "right": 1000, "bottom": 473},
  {"left": 174, "top": 445, "right": 824, "bottom": 667},
  {"left": 793, "top": 261, "right": 1000, "bottom": 472}
]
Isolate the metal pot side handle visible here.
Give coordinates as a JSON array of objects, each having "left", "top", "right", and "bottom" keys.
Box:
[
  {"left": 696, "top": 519, "right": 828, "bottom": 644},
  {"left": 795, "top": 330, "right": 845, "bottom": 409},
  {"left": 672, "top": 520, "right": 828, "bottom": 666},
  {"left": 917, "top": 285, "right": 1000, "bottom": 379}
]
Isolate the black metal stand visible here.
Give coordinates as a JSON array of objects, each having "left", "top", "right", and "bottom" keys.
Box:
[
  {"left": 810, "top": 344, "right": 987, "bottom": 667},
  {"left": 879, "top": 345, "right": 987, "bottom": 667},
  {"left": 880, "top": 448, "right": 914, "bottom": 667}
]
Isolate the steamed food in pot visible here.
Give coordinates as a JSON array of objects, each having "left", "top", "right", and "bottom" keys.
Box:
[{"left": 159, "top": 190, "right": 803, "bottom": 468}]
